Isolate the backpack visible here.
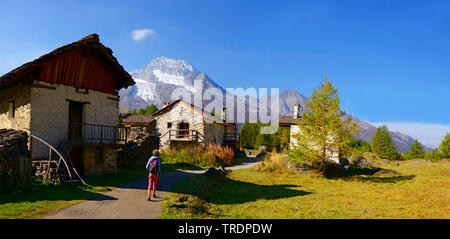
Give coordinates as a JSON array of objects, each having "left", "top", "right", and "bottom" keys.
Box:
[{"left": 148, "top": 157, "right": 159, "bottom": 174}]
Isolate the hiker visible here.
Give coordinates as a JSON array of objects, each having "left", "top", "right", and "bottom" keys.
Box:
[{"left": 146, "top": 149, "right": 161, "bottom": 201}]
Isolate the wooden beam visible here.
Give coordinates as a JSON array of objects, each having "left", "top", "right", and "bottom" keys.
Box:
[{"left": 31, "top": 83, "right": 56, "bottom": 90}]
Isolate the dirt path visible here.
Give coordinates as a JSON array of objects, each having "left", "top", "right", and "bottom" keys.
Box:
[{"left": 43, "top": 157, "right": 260, "bottom": 219}]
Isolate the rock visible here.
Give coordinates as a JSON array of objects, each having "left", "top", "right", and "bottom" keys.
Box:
[
  {"left": 374, "top": 168, "right": 401, "bottom": 176},
  {"left": 287, "top": 164, "right": 311, "bottom": 174},
  {"left": 394, "top": 162, "right": 400, "bottom": 166},
  {"left": 348, "top": 156, "right": 371, "bottom": 167},
  {"left": 204, "top": 166, "right": 229, "bottom": 177},
  {"left": 382, "top": 159, "right": 391, "bottom": 164},
  {"left": 412, "top": 161, "right": 421, "bottom": 165}
]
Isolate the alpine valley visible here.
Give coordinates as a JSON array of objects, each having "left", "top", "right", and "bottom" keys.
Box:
[{"left": 119, "top": 56, "right": 431, "bottom": 153}]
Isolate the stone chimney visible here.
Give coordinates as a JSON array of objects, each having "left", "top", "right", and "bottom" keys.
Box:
[
  {"left": 221, "top": 107, "right": 227, "bottom": 122},
  {"left": 293, "top": 104, "right": 301, "bottom": 119},
  {"left": 162, "top": 101, "right": 170, "bottom": 108}
]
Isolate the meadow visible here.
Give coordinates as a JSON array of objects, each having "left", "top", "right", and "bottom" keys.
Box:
[{"left": 161, "top": 156, "right": 450, "bottom": 219}]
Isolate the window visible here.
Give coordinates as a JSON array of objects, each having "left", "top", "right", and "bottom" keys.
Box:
[
  {"left": 8, "top": 101, "right": 15, "bottom": 119},
  {"left": 167, "top": 122, "right": 172, "bottom": 128}
]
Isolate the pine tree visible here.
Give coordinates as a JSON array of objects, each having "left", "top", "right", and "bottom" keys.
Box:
[
  {"left": 137, "top": 108, "right": 145, "bottom": 115},
  {"left": 370, "top": 125, "right": 399, "bottom": 160},
  {"left": 289, "top": 77, "right": 359, "bottom": 170},
  {"left": 425, "top": 149, "right": 443, "bottom": 162},
  {"left": 144, "top": 104, "right": 158, "bottom": 115},
  {"left": 439, "top": 132, "right": 450, "bottom": 159},
  {"left": 239, "top": 121, "right": 253, "bottom": 149},
  {"left": 406, "top": 139, "right": 425, "bottom": 160},
  {"left": 129, "top": 109, "right": 137, "bottom": 115}
]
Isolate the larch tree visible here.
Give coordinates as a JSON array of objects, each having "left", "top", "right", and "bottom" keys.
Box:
[
  {"left": 289, "top": 77, "right": 359, "bottom": 170},
  {"left": 406, "top": 139, "right": 425, "bottom": 160},
  {"left": 370, "top": 125, "right": 399, "bottom": 160},
  {"left": 439, "top": 132, "right": 450, "bottom": 159}
]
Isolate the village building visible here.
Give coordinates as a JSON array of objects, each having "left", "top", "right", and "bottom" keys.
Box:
[
  {"left": 0, "top": 34, "right": 135, "bottom": 176},
  {"left": 279, "top": 104, "right": 339, "bottom": 162},
  {"left": 151, "top": 100, "right": 240, "bottom": 150},
  {"left": 121, "top": 114, "right": 157, "bottom": 143}
]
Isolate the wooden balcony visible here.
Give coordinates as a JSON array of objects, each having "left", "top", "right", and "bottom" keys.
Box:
[
  {"left": 68, "top": 122, "right": 129, "bottom": 146},
  {"left": 162, "top": 129, "right": 203, "bottom": 142}
]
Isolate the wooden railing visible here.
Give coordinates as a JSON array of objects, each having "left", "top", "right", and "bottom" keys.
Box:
[
  {"left": 169, "top": 129, "right": 199, "bottom": 141},
  {"left": 224, "top": 133, "right": 240, "bottom": 143},
  {"left": 68, "top": 122, "right": 129, "bottom": 145}
]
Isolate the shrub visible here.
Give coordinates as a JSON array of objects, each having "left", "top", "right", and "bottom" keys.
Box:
[
  {"left": 161, "top": 144, "right": 242, "bottom": 168},
  {"left": 206, "top": 144, "right": 234, "bottom": 165},
  {"left": 256, "top": 153, "right": 290, "bottom": 174}
]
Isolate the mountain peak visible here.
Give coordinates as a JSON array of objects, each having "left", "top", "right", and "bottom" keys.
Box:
[{"left": 146, "top": 56, "right": 196, "bottom": 75}]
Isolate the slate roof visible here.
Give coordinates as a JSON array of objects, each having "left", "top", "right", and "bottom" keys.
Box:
[
  {"left": 278, "top": 115, "right": 301, "bottom": 128},
  {"left": 122, "top": 114, "right": 155, "bottom": 125}
]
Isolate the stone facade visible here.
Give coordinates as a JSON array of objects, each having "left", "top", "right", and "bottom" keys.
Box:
[
  {"left": 0, "top": 81, "right": 121, "bottom": 176},
  {"left": 30, "top": 81, "right": 119, "bottom": 159},
  {"left": 154, "top": 101, "right": 237, "bottom": 149},
  {"left": 0, "top": 83, "right": 32, "bottom": 133},
  {"left": 81, "top": 145, "right": 117, "bottom": 175}
]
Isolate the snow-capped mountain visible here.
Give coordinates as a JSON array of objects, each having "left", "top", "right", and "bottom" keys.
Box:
[
  {"left": 119, "top": 56, "right": 429, "bottom": 153},
  {"left": 119, "top": 56, "right": 223, "bottom": 112}
]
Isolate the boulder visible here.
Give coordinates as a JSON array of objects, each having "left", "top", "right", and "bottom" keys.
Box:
[
  {"left": 204, "top": 166, "right": 230, "bottom": 177},
  {"left": 347, "top": 156, "right": 371, "bottom": 167}
]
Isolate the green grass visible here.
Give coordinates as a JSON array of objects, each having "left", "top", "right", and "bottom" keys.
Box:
[
  {"left": 0, "top": 161, "right": 190, "bottom": 219},
  {"left": 0, "top": 154, "right": 246, "bottom": 219},
  {"left": 161, "top": 159, "right": 450, "bottom": 219}
]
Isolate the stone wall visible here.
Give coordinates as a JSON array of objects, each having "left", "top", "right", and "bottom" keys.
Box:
[
  {"left": 30, "top": 81, "right": 120, "bottom": 159},
  {"left": 125, "top": 122, "right": 157, "bottom": 144},
  {"left": 0, "top": 130, "right": 31, "bottom": 182},
  {"left": 203, "top": 122, "right": 225, "bottom": 145},
  {"left": 81, "top": 145, "right": 117, "bottom": 175},
  {"left": 118, "top": 134, "right": 159, "bottom": 168},
  {"left": 0, "top": 83, "right": 32, "bottom": 132}
]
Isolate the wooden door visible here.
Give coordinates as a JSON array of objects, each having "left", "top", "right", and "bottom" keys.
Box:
[
  {"left": 70, "top": 146, "right": 83, "bottom": 174},
  {"left": 178, "top": 122, "right": 190, "bottom": 137},
  {"left": 68, "top": 101, "right": 84, "bottom": 173}
]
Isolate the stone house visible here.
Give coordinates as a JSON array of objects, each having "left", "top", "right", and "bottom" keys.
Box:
[
  {"left": 152, "top": 100, "right": 240, "bottom": 150},
  {"left": 0, "top": 34, "right": 135, "bottom": 175},
  {"left": 279, "top": 104, "right": 339, "bottom": 162}
]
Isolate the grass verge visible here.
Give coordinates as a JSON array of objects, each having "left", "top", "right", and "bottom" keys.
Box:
[{"left": 160, "top": 159, "right": 450, "bottom": 219}]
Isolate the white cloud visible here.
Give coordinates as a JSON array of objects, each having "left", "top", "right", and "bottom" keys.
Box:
[
  {"left": 371, "top": 122, "right": 450, "bottom": 149},
  {"left": 131, "top": 29, "right": 156, "bottom": 41}
]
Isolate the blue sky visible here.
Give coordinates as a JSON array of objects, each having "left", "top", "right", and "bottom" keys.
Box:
[{"left": 0, "top": 0, "right": 449, "bottom": 147}]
